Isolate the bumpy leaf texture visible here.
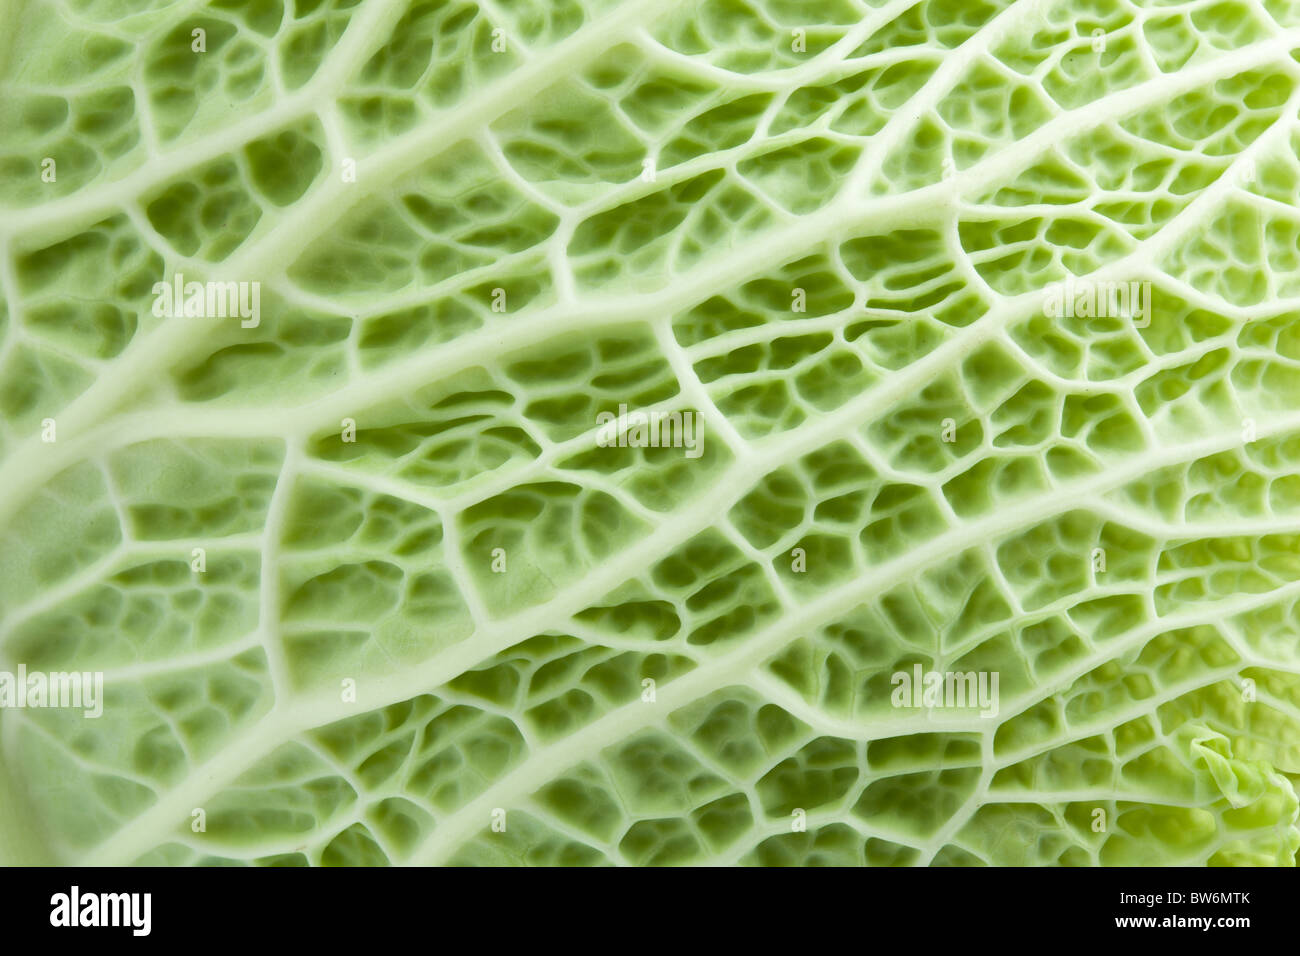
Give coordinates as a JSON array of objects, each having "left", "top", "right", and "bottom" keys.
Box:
[{"left": 2, "top": 0, "right": 1300, "bottom": 867}]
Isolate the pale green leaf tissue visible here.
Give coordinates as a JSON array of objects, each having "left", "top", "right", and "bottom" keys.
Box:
[{"left": 2, "top": 0, "right": 1300, "bottom": 866}]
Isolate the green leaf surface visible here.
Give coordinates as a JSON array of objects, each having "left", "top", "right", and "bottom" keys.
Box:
[{"left": 2, "top": 0, "right": 1300, "bottom": 866}]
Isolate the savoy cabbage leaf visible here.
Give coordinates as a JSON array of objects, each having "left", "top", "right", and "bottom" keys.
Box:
[{"left": 2, "top": 0, "right": 1300, "bottom": 867}]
